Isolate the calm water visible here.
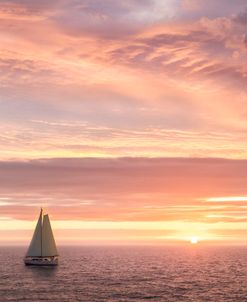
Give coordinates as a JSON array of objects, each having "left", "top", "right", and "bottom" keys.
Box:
[{"left": 0, "top": 246, "right": 246, "bottom": 301}]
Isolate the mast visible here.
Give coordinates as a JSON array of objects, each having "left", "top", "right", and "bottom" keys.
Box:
[{"left": 41, "top": 208, "right": 43, "bottom": 257}]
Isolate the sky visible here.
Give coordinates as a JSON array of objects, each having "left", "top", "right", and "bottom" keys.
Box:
[{"left": 0, "top": 0, "right": 246, "bottom": 245}]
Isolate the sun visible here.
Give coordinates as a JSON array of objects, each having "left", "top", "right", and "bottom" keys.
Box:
[{"left": 190, "top": 236, "right": 199, "bottom": 244}]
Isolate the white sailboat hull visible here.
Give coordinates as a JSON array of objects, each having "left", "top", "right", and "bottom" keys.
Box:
[{"left": 24, "top": 256, "right": 58, "bottom": 266}]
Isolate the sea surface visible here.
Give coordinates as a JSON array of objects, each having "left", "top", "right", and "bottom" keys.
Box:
[{"left": 0, "top": 246, "right": 246, "bottom": 301}]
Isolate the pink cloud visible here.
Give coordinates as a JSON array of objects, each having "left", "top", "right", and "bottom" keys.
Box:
[{"left": 0, "top": 158, "right": 246, "bottom": 222}]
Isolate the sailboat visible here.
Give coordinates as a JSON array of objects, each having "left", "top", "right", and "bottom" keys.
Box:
[{"left": 24, "top": 208, "right": 59, "bottom": 266}]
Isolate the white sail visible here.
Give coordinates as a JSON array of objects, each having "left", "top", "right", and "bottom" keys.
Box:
[
  {"left": 26, "top": 209, "right": 43, "bottom": 257},
  {"left": 41, "top": 214, "right": 58, "bottom": 256}
]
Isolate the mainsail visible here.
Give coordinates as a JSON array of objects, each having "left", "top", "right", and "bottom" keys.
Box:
[
  {"left": 42, "top": 214, "right": 58, "bottom": 256},
  {"left": 26, "top": 209, "right": 58, "bottom": 257}
]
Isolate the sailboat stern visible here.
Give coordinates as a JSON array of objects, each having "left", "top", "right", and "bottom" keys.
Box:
[{"left": 24, "top": 255, "right": 58, "bottom": 266}]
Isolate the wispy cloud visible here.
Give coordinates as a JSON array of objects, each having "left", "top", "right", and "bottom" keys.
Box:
[
  {"left": 0, "top": 1, "right": 246, "bottom": 162},
  {"left": 0, "top": 118, "right": 246, "bottom": 159},
  {"left": 206, "top": 197, "right": 247, "bottom": 202}
]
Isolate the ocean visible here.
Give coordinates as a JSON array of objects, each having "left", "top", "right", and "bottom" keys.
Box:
[{"left": 0, "top": 246, "right": 246, "bottom": 301}]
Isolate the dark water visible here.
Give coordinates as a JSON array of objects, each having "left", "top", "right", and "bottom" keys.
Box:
[{"left": 0, "top": 246, "right": 246, "bottom": 301}]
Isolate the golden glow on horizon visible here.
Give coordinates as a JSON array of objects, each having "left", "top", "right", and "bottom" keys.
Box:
[{"left": 0, "top": 218, "right": 245, "bottom": 244}]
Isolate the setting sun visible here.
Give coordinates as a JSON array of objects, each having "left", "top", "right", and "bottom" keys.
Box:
[{"left": 190, "top": 237, "right": 199, "bottom": 244}]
